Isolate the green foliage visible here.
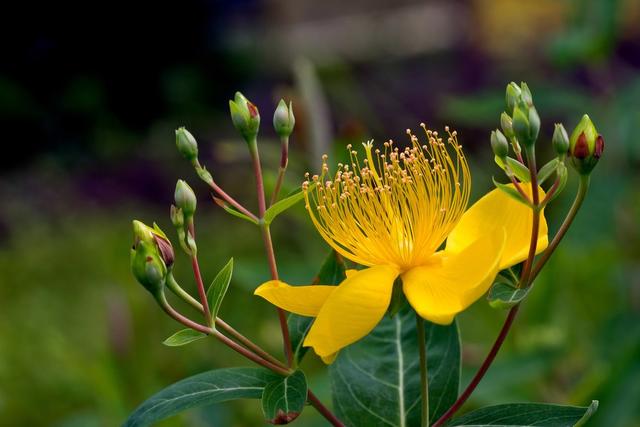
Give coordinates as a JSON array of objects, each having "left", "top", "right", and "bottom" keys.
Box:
[
  {"left": 261, "top": 370, "right": 308, "bottom": 424},
  {"left": 446, "top": 401, "right": 598, "bottom": 426},
  {"left": 492, "top": 177, "right": 531, "bottom": 207},
  {"left": 330, "top": 305, "right": 460, "bottom": 426},
  {"left": 487, "top": 274, "right": 531, "bottom": 309},
  {"left": 124, "top": 368, "right": 280, "bottom": 427},
  {"left": 163, "top": 329, "right": 207, "bottom": 347},
  {"left": 494, "top": 156, "right": 531, "bottom": 183},
  {"left": 206, "top": 258, "right": 234, "bottom": 323},
  {"left": 263, "top": 184, "right": 314, "bottom": 225}
]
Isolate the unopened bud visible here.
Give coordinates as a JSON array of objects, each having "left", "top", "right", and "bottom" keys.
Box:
[
  {"left": 273, "top": 99, "right": 295, "bottom": 138},
  {"left": 131, "top": 220, "right": 175, "bottom": 294},
  {"left": 552, "top": 123, "right": 570, "bottom": 156},
  {"left": 174, "top": 180, "right": 197, "bottom": 218},
  {"left": 527, "top": 106, "right": 540, "bottom": 143},
  {"left": 175, "top": 127, "right": 198, "bottom": 162},
  {"left": 520, "top": 82, "right": 533, "bottom": 107},
  {"left": 506, "top": 82, "right": 522, "bottom": 115},
  {"left": 229, "top": 91, "right": 260, "bottom": 143},
  {"left": 512, "top": 105, "right": 530, "bottom": 146},
  {"left": 569, "top": 114, "right": 604, "bottom": 174},
  {"left": 491, "top": 129, "right": 509, "bottom": 158},
  {"left": 500, "top": 112, "right": 514, "bottom": 139}
]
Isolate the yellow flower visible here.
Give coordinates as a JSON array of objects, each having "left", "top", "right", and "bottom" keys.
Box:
[{"left": 255, "top": 125, "right": 548, "bottom": 363}]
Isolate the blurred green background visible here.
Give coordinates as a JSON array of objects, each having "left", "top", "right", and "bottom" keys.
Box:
[{"left": 1, "top": 0, "right": 639, "bottom": 425}]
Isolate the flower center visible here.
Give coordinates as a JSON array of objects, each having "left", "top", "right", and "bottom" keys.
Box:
[{"left": 303, "top": 124, "right": 470, "bottom": 271}]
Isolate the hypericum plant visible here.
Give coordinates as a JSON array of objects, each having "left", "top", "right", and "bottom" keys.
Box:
[{"left": 125, "top": 83, "right": 603, "bottom": 427}]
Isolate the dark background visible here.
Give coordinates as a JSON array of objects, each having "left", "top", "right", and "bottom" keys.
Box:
[{"left": 1, "top": 0, "right": 639, "bottom": 425}]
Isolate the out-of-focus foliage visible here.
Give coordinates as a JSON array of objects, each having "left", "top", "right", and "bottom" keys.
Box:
[{"left": 1, "top": 0, "right": 639, "bottom": 425}]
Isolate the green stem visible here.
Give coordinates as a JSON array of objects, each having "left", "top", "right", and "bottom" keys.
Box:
[
  {"left": 270, "top": 136, "right": 289, "bottom": 206},
  {"left": 166, "top": 272, "right": 203, "bottom": 312},
  {"left": 530, "top": 174, "right": 590, "bottom": 281},
  {"left": 416, "top": 313, "right": 429, "bottom": 427}
]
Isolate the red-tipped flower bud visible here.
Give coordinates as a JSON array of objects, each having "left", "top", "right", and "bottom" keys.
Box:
[
  {"left": 229, "top": 91, "right": 260, "bottom": 144},
  {"left": 569, "top": 114, "right": 604, "bottom": 175}
]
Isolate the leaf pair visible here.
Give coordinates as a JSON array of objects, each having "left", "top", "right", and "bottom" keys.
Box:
[
  {"left": 124, "top": 368, "right": 308, "bottom": 426},
  {"left": 163, "top": 258, "right": 234, "bottom": 346}
]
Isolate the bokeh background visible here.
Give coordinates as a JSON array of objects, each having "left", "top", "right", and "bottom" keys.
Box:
[{"left": 1, "top": 0, "right": 639, "bottom": 425}]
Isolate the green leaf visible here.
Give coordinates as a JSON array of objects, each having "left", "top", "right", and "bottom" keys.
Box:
[
  {"left": 492, "top": 177, "right": 532, "bottom": 207},
  {"left": 261, "top": 370, "right": 308, "bottom": 424},
  {"left": 162, "top": 329, "right": 207, "bottom": 347},
  {"left": 124, "top": 368, "right": 280, "bottom": 427},
  {"left": 487, "top": 281, "right": 531, "bottom": 309},
  {"left": 288, "top": 251, "right": 346, "bottom": 364},
  {"left": 206, "top": 258, "right": 234, "bottom": 322},
  {"left": 446, "top": 400, "right": 599, "bottom": 426},
  {"left": 543, "top": 163, "right": 568, "bottom": 205},
  {"left": 495, "top": 156, "right": 531, "bottom": 182},
  {"left": 537, "top": 158, "right": 559, "bottom": 184},
  {"left": 264, "top": 183, "right": 316, "bottom": 225},
  {"left": 212, "top": 196, "right": 258, "bottom": 225},
  {"left": 330, "top": 304, "right": 460, "bottom": 426}
]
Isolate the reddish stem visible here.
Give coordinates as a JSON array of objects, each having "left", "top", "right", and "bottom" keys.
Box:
[
  {"left": 308, "top": 390, "right": 346, "bottom": 427},
  {"left": 432, "top": 306, "right": 520, "bottom": 427}
]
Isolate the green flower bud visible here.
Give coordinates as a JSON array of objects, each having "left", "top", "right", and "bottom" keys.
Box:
[
  {"left": 174, "top": 180, "right": 197, "bottom": 218},
  {"left": 569, "top": 114, "right": 604, "bottom": 175},
  {"left": 512, "top": 105, "right": 530, "bottom": 146},
  {"left": 229, "top": 91, "right": 260, "bottom": 143},
  {"left": 132, "top": 220, "right": 175, "bottom": 268},
  {"left": 552, "top": 123, "right": 569, "bottom": 156},
  {"left": 273, "top": 99, "right": 295, "bottom": 138},
  {"left": 175, "top": 127, "right": 198, "bottom": 162},
  {"left": 527, "top": 106, "right": 540, "bottom": 143},
  {"left": 520, "top": 82, "right": 533, "bottom": 107},
  {"left": 500, "top": 112, "right": 514, "bottom": 139},
  {"left": 491, "top": 129, "right": 509, "bottom": 158},
  {"left": 506, "top": 82, "right": 522, "bottom": 115},
  {"left": 170, "top": 204, "right": 184, "bottom": 229},
  {"left": 131, "top": 220, "right": 175, "bottom": 294}
]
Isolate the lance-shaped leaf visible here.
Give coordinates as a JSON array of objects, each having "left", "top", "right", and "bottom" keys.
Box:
[
  {"left": 261, "top": 370, "right": 308, "bottom": 424},
  {"left": 330, "top": 304, "right": 460, "bottom": 427},
  {"left": 124, "top": 368, "right": 280, "bottom": 427},
  {"left": 264, "top": 183, "right": 316, "bottom": 225},
  {"left": 163, "top": 329, "right": 207, "bottom": 347},
  {"left": 495, "top": 156, "right": 531, "bottom": 183},
  {"left": 212, "top": 196, "right": 258, "bottom": 225},
  {"left": 446, "top": 400, "right": 599, "bottom": 426},
  {"left": 492, "top": 177, "right": 532, "bottom": 207},
  {"left": 288, "top": 251, "right": 346, "bottom": 363},
  {"left": 207, "top": 258, "right": 234, "bottom": 322}
]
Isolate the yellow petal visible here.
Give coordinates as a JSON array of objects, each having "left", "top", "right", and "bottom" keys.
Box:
[
  {"left": 254, "top": 280, "right": 336, "bottom": 317},
  {"left": 402, "top": 230, "right": 506, "bottom": 325},
  {"left": 446, "top": 185, "right": 548, "bottom": 270},
  {"left": 345, "top": 269, "right": 358, "bottom": 278},
  {"left": 321, "top": 352, "right": 338, "bottom": 364},
  {"left": 304, "top": 265, "right": 399, "bottom": 360}
]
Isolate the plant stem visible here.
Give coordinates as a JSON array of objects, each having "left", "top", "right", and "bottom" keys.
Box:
[
  {"left": 433, "top": 148, "right": 542, "bottom": 427},
  {"left": 196, "top": 160, "right": 259, "bottom": 222},
  {"left": 166, "top": 272, "right": 203, "bottom": 312},
  {"left": 417, "top": 313, "right": 429, "bottom": 427},
  {"left": 519, "top": 148, "right": 541, "bottom": 288},
  {"left": 270, "top": 136, "right": 289, "bottom": 206},
  {"left": 308, "top": 390, "right": 346, "bottom": 427},
  {"left": 157, "top": 292, "right": 212, "bottom": 335},
  {"left": 191, "top": 253, "right": 212, "bottom": 327},
  {"left": 215, "top": 318, "right": 284, "bottom": 367},
  {"left": 531, "top": 175, "right": 590, "bottom": 281},
  {"left": 251, "top": 142, "right": 295, "bottom": 367},
  {"left": 212, "top": 329, "right": 292, "bottom": 376},
  {"left": 432, "top": 305, "right": 520, "bottom": 427}
]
